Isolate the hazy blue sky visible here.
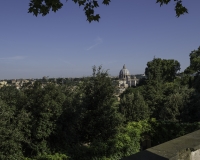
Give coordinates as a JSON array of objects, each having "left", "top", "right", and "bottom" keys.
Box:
[{"left": 1, "top": 0, "right": 200, "bottom": 79}]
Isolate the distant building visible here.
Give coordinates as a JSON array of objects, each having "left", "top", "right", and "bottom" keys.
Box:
[
  {"left": 11, "top": 79, "right": 16, "bottom": 84},
  {"left": 0, "top": 81, "right": 7, "bottom": 88},
  {"left": 118, "top": 64, "right": 139, "bottom": 88}
]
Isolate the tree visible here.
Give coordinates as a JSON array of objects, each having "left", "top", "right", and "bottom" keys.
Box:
[
  {"left": 28, "top": 0, "right": 188, "bottom": 22},
  {"left": 0, "top": 86, "right": 22, "bottom": 109},
  {"left": 53, "top": 66, "right": 123, "bottom": 159},
  {"left": 111, "top": 120, "right": 150, "bottom": 158},
  {"left": 23, "top": 83, "right": 66, "bottom": 157},
  {"left": 143, "top": 79, "right": 164, "bottom": 119},
  {"left": 145, "top": 58, "right": 180, "bottom": 82},
  {"left": 181, "top": 91, "right": 200, "bottom": 122},
  {"left": 184, "top": 46, "right": 200, "bottom": 74},
  {"left": 80, "top": 66, "right": 122, "bottom": 144},
  {"left": 0, "top": 99, "right": 21, "bottom": 159},
  {"left": 119, "top": 92, "right": 149, "bottom": 122},
  {"left": 160, "top": 84, "right": 194, "bottom": 121},
  {"left": 149, "top": 119, "right": 200, "bottom": 147},
  {"left": 184, "top": 46, "right": 200, "bottom": 92},
  {"left": 0, "top": 96, "right": 31, "bottom": 160},
  {"left": 51, "top": 84, "right": 84, "bottom": 155},
  {"left": 144, "top": 58, "right": 180, "bottom": 119}
]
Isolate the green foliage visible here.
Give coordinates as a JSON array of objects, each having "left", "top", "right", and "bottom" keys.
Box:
[
  {"left": 186, "top": 46, "right": 200, "bottom": 73},
  {"left": 143, "top": 79, "right": 164, "bottom": 119},
  {"left": 145, "top": 58, "right": 180, "bottom": 82},
  {"left": 119, "top": 91, "right": 149, "bottom": 122},
  {"left": 50, "top": 66, "right": 124, "bottom": 160},
  {"left": 142, "top": 57, "right": 199, "bottom": 122},
  {"left": 160, "top": 84, "right": 194, "bottom": 121},
  {"left": 156, "top": 0, "right": 188, "bottom": 17},
  {"left": 182, "top": 91, "right": 200, "bottom": 122},
  {"left": 0, "top": 99, "right": 28, "bottom": 160},
  {"left": 184, "top": 46, "right": 200, "bottom": 91},
  {"left": 28, "top": 0, "right": 188, "bottom": 22},
  {"left": 0, "top": 86, "right": 22, "bottom": 108},
  {"left": 149, "top": 119, "right": 200, "bottom": 146},
  {"left": 50, "top": 85, "right": 84, "bottom": 153},
  {"left": 35, "top": 153, "right": 69, "bottom": 160},
  {"left": 178, "top": 74, "right": 191, "bottom": 86},
  {"left": 112, "top": 121, "right": 150, "bottom": 158},
  {"left": 79, "top": 66, "right": 123, "bottom": 144},
  {"left": 23, "top": 83, "right": 66, "bottom": 156},
  {"left": 143, "top": 76, "right": 198, "bottom": 122},
  {"left": 67, "top": 120, "right": 150, "bottom": 160},
  {"left": 28, "top": 0, "right": 63, "bottom": 16},
  {"left": 193, "top": 75, "right": 200, "bottom": 92},
  {"left": 24, "top": 153, "right": 68, "bottom": 160},
  {"left": 28, "top": 0, "right": 110, "bottom": 22}
]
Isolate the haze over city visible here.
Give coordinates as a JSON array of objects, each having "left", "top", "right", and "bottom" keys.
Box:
[{"left": 1, "top": 0, "right": 200, "bottom": 79}]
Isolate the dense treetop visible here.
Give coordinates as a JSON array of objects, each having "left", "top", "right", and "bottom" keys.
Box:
[{"left": 184, "top": 46, "right": 200, "bottom": 74}]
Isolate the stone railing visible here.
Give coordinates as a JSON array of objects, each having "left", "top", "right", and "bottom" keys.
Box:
[{"left": 121, "top": 130, "right": 200, "bottom": 160}]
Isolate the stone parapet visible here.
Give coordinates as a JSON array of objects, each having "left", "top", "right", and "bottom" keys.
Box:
[{"left": 121, "top": 130, "right": 200, "bottom": 160}]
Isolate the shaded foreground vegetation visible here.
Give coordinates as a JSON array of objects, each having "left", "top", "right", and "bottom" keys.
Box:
[{"left": 0, "top": 47, "right": 200, "bottom": 160}]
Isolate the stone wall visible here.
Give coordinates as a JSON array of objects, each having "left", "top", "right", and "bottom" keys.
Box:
[{"left": 121, "top": 130, "right": 200, "bottom": 160}]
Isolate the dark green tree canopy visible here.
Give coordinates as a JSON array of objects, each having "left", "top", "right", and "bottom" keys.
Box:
[
  {"left": 28, "top": 0, "right": 188, "bottom": 22},
  {"left": 145, "top": 58, "right": 181, "bottom": 82},
  {"left": 119, "top": 92, "right": 149, "bottom": 122},
  {"left": 184, "top": 46, "right": 200, "bottom": 74}
]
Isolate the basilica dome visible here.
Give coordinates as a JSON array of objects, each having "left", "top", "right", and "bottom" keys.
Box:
[{"left": 119, "top": 64, "right": 131, "bottom": 79}]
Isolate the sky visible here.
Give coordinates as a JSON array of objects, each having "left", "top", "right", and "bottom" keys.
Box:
[{"left": 0, "top": 0, "right": 200, "bottom": 79}]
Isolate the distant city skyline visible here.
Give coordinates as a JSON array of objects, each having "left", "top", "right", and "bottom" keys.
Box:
[{"left": 1, "top": 1, "right": 200, "bottom": 79}]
